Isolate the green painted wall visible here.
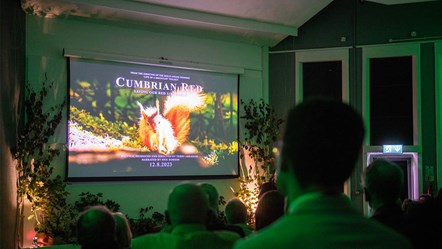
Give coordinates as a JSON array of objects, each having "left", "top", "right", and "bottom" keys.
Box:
[
  {"left": 269, "top": 0, "right": 442, "bottom": 204},
  {"left": 269, "top": 52, "right": 296, "bottom": 119},
  {"left": 24, "top": 13, "right": 268, "bottom": 246},
  {"left": 272, "top": 0, "right": 442, "bottom": 51},
  {"left": 420, "top": 42, "right": 436, "bottom": 193}
]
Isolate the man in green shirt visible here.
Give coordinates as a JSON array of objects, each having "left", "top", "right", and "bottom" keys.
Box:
[{"left": 234, "top": 98, "right": 412, "bottom": 249}]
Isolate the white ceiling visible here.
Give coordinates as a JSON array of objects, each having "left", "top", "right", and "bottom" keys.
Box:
[{"left": 22, "top": 0, "right": 437, "bottom": 47}]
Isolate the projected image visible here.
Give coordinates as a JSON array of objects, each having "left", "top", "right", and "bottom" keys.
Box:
[{"left": 67, "top": 58, "right": 239, "bottom": 180}]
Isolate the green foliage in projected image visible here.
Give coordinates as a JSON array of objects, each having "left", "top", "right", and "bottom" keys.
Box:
[
  {"left": 72, "top": 79, "right": 237, "bottom": 133},
  {"left": 70, "top": 79, "right": 238, "bottom": 155},
  {"left": 70, "top": 106, "right": 141, "bottom": 148},
  {"left": 191, "top": 92, "right": 238, "bottom": 142},
  {"left": 70, "top": 80, "right": 152, "bottom": 125}
]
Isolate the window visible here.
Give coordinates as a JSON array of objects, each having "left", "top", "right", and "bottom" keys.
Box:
[
  {"left": 295, "top": 48, "right": 349, "bottom": 103},
  {"left": 362, "top": 44, "right": 420, "bottom": 146},
  {"left": 302, "top": 61, "right": 342, "bottom": 101},
  {"left": 369, "top": 56, "right": 413, "bottom": 145}
]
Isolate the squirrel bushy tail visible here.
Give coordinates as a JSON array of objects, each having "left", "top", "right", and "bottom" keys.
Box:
[
  {"left": 163, "top": 90, "right": 206, "bottom": 144},
  {"left": 137, "top": 90, "right": 206, "bottom": 154}
]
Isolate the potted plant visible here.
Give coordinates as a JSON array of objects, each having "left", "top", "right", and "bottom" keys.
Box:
[
  {"left": 235, "top": 99, "right": 284, "bottom": 224},
  {"left": 11, "top": 75, "right": 67, "bottom": 246},
  {"left": 31, "top": 175, "right": 78, "bottom": 246}
]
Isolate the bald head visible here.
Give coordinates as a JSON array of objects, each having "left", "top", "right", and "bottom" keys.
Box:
[
  {"left": 225, "top": 198, "right": 248, "bottom": 224},
  {"left": 113, "top": 212, "right": 132, "bottom": 249},
  {"left": 255, "top": 190, "right": 285, "bottom": 231},
  {"left": 77, "top": 206, "right": 117, "bottom": 249},
  {"left": 364, "top": 159, "right": 404, "bottom": 204},
  {"left": 199, "top": 183, "right": 219, "bottom": 214},
  {"left": 167, "top": 183, "right": 210, "bottom": 226}
]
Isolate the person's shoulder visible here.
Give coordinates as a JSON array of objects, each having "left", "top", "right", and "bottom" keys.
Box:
[
  {"left": 362, "top": 218, "right": 413, "bottom": 249},
  {"left": 214, "top": 229, "right": 242, "bottom": 242},
  {"left": 42, "top": 244, "right": 80, "bottom": 249},
  {"left": 131, "top": 232, "right": 175, "bottom": 249},
  {"left": 235, "top": 214, "right": 413, "bottom": 249},
  {"left": 237, "top": 223, "right": 254, "bottom": 236},
  {"left": 234, "top": 219, "right": 288, "bottom": 249},
  {"left": 184, "top": 228, "right": 241, "bottom": 242},
  {"left": 234, "top": 230, "right": 276, "bottom": 249}
]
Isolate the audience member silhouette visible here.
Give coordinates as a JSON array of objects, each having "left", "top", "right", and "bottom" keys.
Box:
[
  {"left": 131, "top": 183, "right": 240, "bottom": 249},
  {"left": 257, "top": 180, "right": 278, "bottom": 199},
  {"left": 436, "top": 188, "right": 442, "bottom": 205},
  {"left": 418, "top": 193, "right": 431, "bottom": 203},
  {"left": 401, "top": 198, "right": 419, "bottom": 215},
  {"left": 77, "top": 205, "right": 119, "bottom": 249},
  {"left": 405, "top": 190, "right": 442, "bottom": 249},
  {"left": 199, "top": 183, "right": 221, "bottom": 218},
  {"left": 113, "top": 212, "right": 133, "bottom": 249},
  {"left": 225, "top": 198, "right": 254, "bottom": 236},
  {"left": 254, "top": 190, "right": 285, "bottom": 231},
  {"left": 234, "top": 98, "right": 412, "bottom": 249},
  {"left": 199, "top": 182, "right": 245, "bottom": 237},
  {"left": 363, "top": 158, "right": 406, "bottom": 233}
]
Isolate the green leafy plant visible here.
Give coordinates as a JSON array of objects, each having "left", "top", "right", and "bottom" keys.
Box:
[
  {"left": 128, "top": 206, "right": 165, "bottom": 237},
  {"left": 33, "top": 176, "right": 76, "bottom": 244},
  {"left": 11, "top": 76, "right": 166, "bottom": 245},
  {"left": 73, "top": 192, "right": 121, "bottom": 213},
  {"left": 11, "top": 75, "right": 67, "bottom": 244},
  {"left": 41, "top": 191, "right": 165, "bottom": 243},
  {"left": 234, "top": 99, "right": 284, "bottom": 224}
]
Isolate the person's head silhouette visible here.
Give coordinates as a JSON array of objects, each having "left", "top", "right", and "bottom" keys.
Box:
[
  {"left": 77, "top": 205, "right": 118, "bottom": 249},
  {"left": 166, "top": 183, "right": 210, "bottom": 227},
  {"left": 278, "top": 98, "right": 365, "bottom": 200},
  {"left": 364, "top": 159, "right": 404, "bottom": 210}
]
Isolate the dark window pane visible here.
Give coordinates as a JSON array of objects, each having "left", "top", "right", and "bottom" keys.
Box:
[
  {"left": 302, "top": 61, "right": 342, "bottom": 101},
  {"left": 369, "top": 56, "right": 413, "bottom": 145}
]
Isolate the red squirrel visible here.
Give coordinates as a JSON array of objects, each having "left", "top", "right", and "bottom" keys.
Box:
[{"left": 137, "top": 90, "right": 206, "bottom": 155}]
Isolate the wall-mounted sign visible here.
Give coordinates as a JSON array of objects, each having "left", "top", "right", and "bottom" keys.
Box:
[{"left": 383, "top": 144, "right": 403, "bottom": 154}]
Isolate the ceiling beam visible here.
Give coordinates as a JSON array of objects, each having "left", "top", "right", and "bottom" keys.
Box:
[{"left": 64, "top": 0, "right": 298, "bottom": 36}]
